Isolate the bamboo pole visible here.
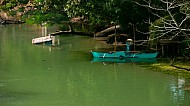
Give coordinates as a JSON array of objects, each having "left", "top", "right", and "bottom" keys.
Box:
[
  {"left": 133, "top": 24, "right": 136, "bottom": 51},
  {"left": 114, "top": 23, "right": 117, "bottom": 52}
]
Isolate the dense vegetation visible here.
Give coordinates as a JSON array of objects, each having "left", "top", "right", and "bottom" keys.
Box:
[{"left": 0, "top": 0, "right": 190, "bottom": 57}]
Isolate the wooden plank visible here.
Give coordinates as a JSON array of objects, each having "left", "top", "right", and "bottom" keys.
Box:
[{"left": 32, "top": 36, "right": 52, "bottom": 44}]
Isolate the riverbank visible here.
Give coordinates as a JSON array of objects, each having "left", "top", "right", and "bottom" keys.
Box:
[
  {"left": 91, "top": 36, "right": 190, "bottom": 79},
  {"left": 94, "top": 37, "right": 190, "bottom": 79},
  {"left": 139, "top": 60, "right": 190, "bottom": 79}
]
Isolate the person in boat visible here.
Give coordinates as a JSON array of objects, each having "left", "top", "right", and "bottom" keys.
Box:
[{"left": 126, "top": 39, "right": 133, "bottom": 52}]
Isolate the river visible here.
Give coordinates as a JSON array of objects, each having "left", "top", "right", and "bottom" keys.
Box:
[{"left": 0, "top": 24, "right": 190, "bottom": 106}]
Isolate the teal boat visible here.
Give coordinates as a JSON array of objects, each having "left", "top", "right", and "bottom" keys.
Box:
[
  {"left": 91, "top": 41, "right": 159, "bottom": 58},
  {"left": 91, "top": 51, "right": 158, "bottom": 58}
]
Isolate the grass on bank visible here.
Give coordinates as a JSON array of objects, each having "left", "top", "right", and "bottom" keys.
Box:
[{"left": 139, "top": 61, "right": 190, "bottom": 79}]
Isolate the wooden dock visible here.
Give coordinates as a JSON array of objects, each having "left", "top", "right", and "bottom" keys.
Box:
[{"left": 32, "top": 36, "right": 52, "bottom": 44}]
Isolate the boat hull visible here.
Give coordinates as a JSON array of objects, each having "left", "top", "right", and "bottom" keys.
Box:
[
  {"left": 92, "top": 57, "right": 157, "bottom": 63},
  {"left": 91, "top": 51, "right": 158, "bottom": 58}
]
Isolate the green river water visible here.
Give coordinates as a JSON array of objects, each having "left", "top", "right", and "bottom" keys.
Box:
[{"left": 0, "top": 24, "right": 190, "bottom": 106}]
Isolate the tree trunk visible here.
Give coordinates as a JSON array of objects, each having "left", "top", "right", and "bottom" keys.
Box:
[
  {"left": 51, "top": 21, "right": 122, "bottom": 37},
  {"left": 0, "top": 16, "right": 4, "bottom": 24},
  {"left": 50, "top": 30, "right": 94, "bottom": 36},
  {"left": 95, "top": 25, "right": 120, "bottom": 37}
]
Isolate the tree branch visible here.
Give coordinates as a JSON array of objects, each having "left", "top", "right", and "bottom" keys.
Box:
[
  {"left": 179, "top": 16, "right": 189, "bottom": 27},
  {"left": 135, "top": 0, "right": 190, "bottom": 41},
  {"left": 134, "top": 1, "right": 166, "bottom": 11}
]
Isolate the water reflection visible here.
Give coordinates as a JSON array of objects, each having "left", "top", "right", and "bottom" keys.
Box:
[
  {"left": 169, "top": 78, "right": 186, "bottom": 105},
  {"left": 51, "top": 36, "right": 60, "bottom": 46}
]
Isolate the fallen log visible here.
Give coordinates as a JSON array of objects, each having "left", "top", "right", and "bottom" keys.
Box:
[
  {"left": 4, "top": 20, "right": 25, "bottom": 24},
  {"left": 106, "top": 34, "right": 128, "bottom": 44},
  {"left": 171, "top": 64, "right": 190, "bottom": 71},
  {"left": 51, "top": 21, "right": 94, "bottom": 36},
  {"left": 50, "top": 21, "right": 120, "bottom": 37},
  {"left": 0, "top": 16, "right": 5, "bottom": 24},
  {"left": 50, "top": 30, "right": 94, "bottom": 37},
  {"left": 95, "top": 25, "right": 121, "bottom": 37}
]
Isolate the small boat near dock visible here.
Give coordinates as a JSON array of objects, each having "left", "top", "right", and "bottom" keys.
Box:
[{"left": 32, "top": 36, "right": 52, "bottom": 44}]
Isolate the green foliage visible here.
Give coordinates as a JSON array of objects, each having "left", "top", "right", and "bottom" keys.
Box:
[
  {"left": 180, "top": 40, "right": 190, "bottom": 57},
  {"left": 23, "top": 9, "right": 68, "bottom": 25},
  {"left": 1, "top": 2, "right": 16, "bottom": 10},
  {"left": 21, "top": 0, "right": 68, "bottom": 25},
  {"left": 181, "top": 2, "right": 190, "bottom": 14},
  {"left": 149, "top": 18, "right": 165, "bottom": 39},
  {"left": 9, "top": 10, "right": 17, "bottom": 16},
  {"left": 34, "top": 0, "right": 45, "bottom": 2},
  {"left": 58, "top": 24, "right": 70, "bottom": 31},
  {"left": 1, "top": 0, "right": 190, "bottom": 44},
  {"left": 18, "top": 7, "right": 25, "bottom": 12},
  {"left": 0, "top": 0, "right": 28, "bottom": 10},
  {"left": 18, "top": 0, "right": 29, "bottom": 4},
  {"left": 118, "top": 0, "right": 154, "bottom": 40},
  {"left": 64, "top": 0, "right": 122, "bottom": 31}
]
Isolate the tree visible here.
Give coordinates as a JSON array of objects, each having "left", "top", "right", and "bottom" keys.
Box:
[
  {"left": 134, "top": 0, "right": 190, "bottom": 58},
  {"left": 23, "top": 0, "right": 68, "bottom": 25},
  {"left": 118, "top": 0, "right": 152, "bottom": 40},
  {"left": 64, "top": 0, "right": 122, "bottom": 32},
  {"left": 134, "top": 0, "right": 190, "bottom": 41}
]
